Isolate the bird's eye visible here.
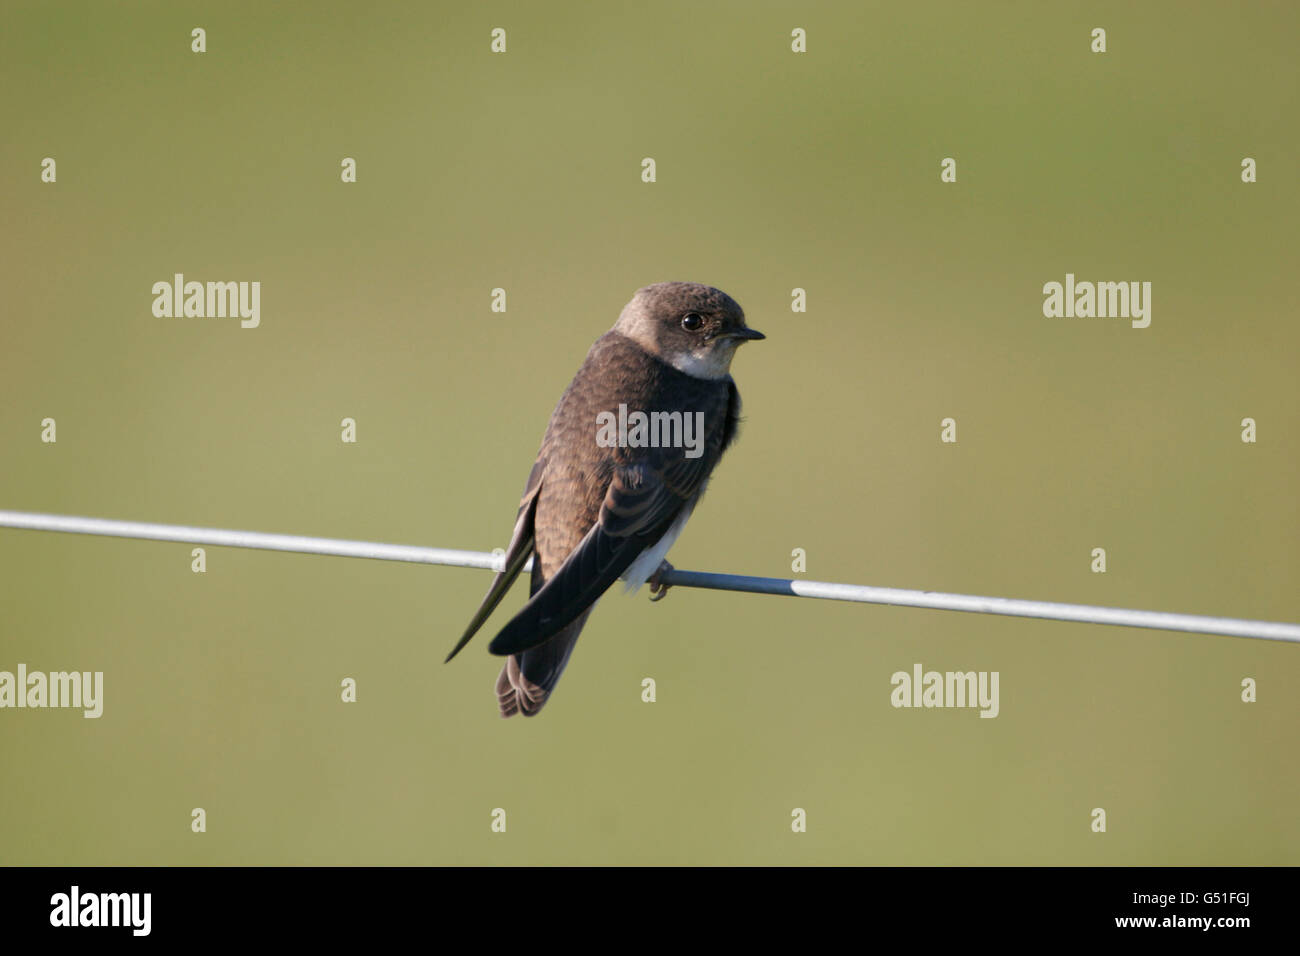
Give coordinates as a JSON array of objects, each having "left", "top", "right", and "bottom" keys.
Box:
[{"left": 681, "top": 312, "right": 703, "bottom": 331}]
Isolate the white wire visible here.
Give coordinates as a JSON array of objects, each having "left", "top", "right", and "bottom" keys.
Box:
[{"left": 2, "top": 509, "right": 1297, "bottom": 644}]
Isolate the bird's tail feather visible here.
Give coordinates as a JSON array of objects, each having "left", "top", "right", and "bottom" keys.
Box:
[{"left": 495, "top": 607, "right": 592, "bottom": 718}]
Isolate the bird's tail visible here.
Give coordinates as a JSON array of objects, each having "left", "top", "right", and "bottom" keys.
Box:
[{"left": 495, "top": 607, "right": 592, "bottom": 718}]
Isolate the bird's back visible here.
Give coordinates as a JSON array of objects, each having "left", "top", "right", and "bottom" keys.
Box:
[{"left": 531, "top": 329, "right": 738, "bottom": 580}]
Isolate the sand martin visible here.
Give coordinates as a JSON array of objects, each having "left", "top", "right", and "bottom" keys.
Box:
[{"left": 446, "top": 281, "right": 764, "bottom": 717}]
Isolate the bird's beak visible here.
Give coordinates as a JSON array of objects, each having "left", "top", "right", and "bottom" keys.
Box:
[{"left": 724, "top": 327, "right": 765, "bottom": 342}]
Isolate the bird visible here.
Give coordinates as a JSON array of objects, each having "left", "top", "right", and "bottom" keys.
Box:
[{"left": 445, "top": 281, "right": 764, "bottom": 717}]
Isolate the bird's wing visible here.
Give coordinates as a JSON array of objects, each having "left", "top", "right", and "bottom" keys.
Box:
[
  {"left": 487, "top": 452, "right": 711, "bottom": 657},
  {"left": 444, "top": 454, "right": 546, "bottom": 662}
]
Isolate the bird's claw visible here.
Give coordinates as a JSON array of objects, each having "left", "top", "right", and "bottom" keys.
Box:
[{"left": 648, "top": 560, "right": 674, "bottom": 602}]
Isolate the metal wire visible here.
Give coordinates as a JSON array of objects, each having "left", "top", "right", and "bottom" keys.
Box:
[{"left": 2, "top": 509, "right": 1297, "bottom": 644}]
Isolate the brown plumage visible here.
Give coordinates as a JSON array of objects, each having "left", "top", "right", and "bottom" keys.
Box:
[{"left": 446, "top": 282, "right": 763, "bottom": 716}]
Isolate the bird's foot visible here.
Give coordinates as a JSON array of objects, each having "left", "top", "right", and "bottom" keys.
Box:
[{"left": 648, "top": 560, "right": 674, "bottom": 602}]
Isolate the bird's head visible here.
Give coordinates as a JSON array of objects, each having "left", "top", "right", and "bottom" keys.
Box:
[{"left": 614, "top": 281, "right": 764, "bottom": 379}]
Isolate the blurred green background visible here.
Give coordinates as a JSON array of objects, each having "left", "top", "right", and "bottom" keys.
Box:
[{"left": 1, "top": 1, "right": 1296, "bottom": 864}]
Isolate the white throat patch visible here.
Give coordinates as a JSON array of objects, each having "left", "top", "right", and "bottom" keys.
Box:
[{"left": 660, "top": 346, "right": 736, "bottom": 380}]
